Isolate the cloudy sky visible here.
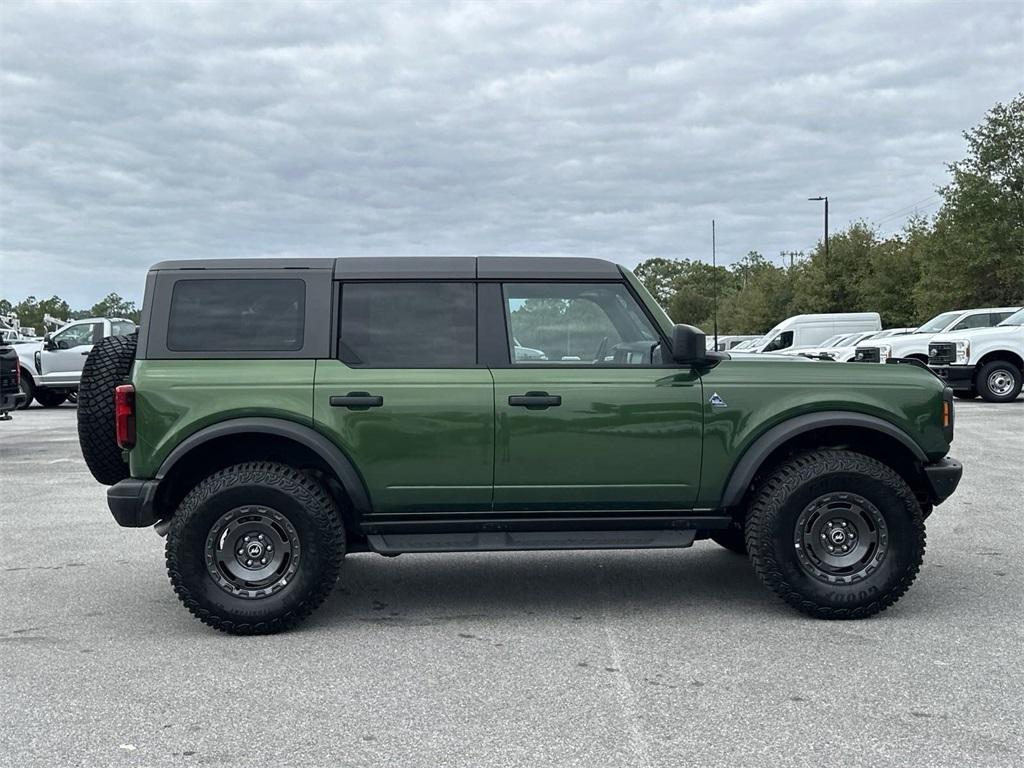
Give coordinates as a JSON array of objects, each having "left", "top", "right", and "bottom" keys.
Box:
[{"left": 1, "top": 0, "right": 1021, "bottom": 307}]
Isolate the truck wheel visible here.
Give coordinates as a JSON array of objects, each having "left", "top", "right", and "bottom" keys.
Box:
[
  {"left": 18, "top": 372, "right": 34, "bottom": 409},
  {"left": 745, "top": 449, "right": 925, "bottom": 619},
  {"left": 77, "top": 333, "right": 137, "bottom": 485},
  {"left": 165, "top": 462, "right": 346, "bottom": 635},
  {"left": 975, "top": 360, "right": 1022, "bottom": 403},
  {"left": 34, "top": 389, "right": 68, "bottom": 408},
  {"left": 710, "top": 525, "right": 747, "bottom": 555}
]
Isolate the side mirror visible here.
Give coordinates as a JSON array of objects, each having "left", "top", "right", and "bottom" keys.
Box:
[
  {"left": 670, "top": 324, "right": 707, "bottom": 364},
  {"left": 43, "top": 333, "right": 55, "bottom": 351}
]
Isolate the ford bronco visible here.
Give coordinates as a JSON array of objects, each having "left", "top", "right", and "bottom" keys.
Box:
[{"left": 77, "top": 257, "right": 962, "bottom": 634}]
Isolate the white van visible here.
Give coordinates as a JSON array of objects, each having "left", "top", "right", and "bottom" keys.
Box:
[{"left": 751, "top": 313, "right": 881, "bottom": 353}]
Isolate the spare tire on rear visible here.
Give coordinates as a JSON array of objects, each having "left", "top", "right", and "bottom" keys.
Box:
[{"left": 78, "top": 333, "right": 137, "bottom": 485}]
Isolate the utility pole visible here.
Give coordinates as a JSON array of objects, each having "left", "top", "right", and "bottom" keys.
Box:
[
  {"left": 808, "top": 196, "right": 830, "bottom": 306},
  {"left": 808, "top": 196, "right": 829, "bottom": 263},
  {"left": 712, "top": 219, "right": 718, "bottom": 347}
]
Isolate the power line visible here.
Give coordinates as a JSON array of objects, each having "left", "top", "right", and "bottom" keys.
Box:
[{"left": 874, "top": 194, "right": 941, "bottom": 226}]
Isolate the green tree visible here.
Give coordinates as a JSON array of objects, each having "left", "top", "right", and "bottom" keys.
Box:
[
  {"left": 916, "top": 94, "right": 1024, "bottom": 314},
  {"left": 90, "top": 292, "right": 140, "bottom": 322},
  {"left": 861, "top": 217, "right": 929, "bottom": 327},
  {"left": 719, "top": 253, "right": 794, "bottom": 333},
  {"left": 791, "top": 221, "right": 877, "bottom": 314}
]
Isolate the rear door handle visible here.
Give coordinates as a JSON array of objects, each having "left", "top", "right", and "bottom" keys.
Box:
[
  {"left": 330, "top": 392, "right": 384, "bottom": 410},
  {"left": 508, "top": 391, "right": 561, "bottom": 410}
]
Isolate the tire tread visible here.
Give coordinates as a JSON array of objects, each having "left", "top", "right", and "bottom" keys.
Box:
[
  {"left": 165, "top": 462, "right": 345, "bottom": 635},
  {"left": 745, "top": 449, "right": 925, "bottom": 620}
]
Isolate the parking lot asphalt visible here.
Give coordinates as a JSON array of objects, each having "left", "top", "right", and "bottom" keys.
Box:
[{"left": 1, "top": 401, "right": 1022, "bottom": 768}]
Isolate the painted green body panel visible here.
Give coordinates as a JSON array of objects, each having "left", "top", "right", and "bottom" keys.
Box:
[
  {"left": 694, "top": 356, "right": 949, "bottom": 506},
  {"left": 491, "top": 367, "right": 703, "bottom": 509},
  {"left": 312, "top": 361, "right": 494, "bottom": 514},
  {"left": 130, "top": 359, "right": 315, "bottom": 478}
]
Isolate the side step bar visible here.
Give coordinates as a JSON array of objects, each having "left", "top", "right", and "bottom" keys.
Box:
[{"left": 367, "top": 529, "right": 697, "bottom": 554}]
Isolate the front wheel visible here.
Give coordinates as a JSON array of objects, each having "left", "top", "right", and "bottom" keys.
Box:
[
  {"left": 975, "top": 360, "right": 1022, "bottom": 403},
  {"left": 165, "top": 462, "right": 346, "bottom": 634},
  {"left": 745, "top": 450, "right": 925, "bottom": 619}
]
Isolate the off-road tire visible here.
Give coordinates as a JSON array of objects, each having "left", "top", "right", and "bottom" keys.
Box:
[
  {"left": 77, "top": 333, "right": 137, "bottom": 485},
  {"left": 18, "top": 371, "right": 33, "bottom": 409},
  {"left": 745, "top": 449, "right": 925, "bottom": 619},
  {"left": 710, "top": 525, "right": 747, "bottom": 555},
  {"left": 975, "top": 360, "right": 1022, "bottom": 403},
  {"left": 34, "top": 389, "right": 68, "bottom": 408},
  {"left": 165, "top": 462, "right": 346, "bottom": 635}
]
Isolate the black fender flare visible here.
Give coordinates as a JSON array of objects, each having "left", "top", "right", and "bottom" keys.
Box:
[
  {"left": 156, "top": 417, "right": 372, "bottom": 516},
  {"left": 719, "top": 411, "right": 928, "bottom": 508}
]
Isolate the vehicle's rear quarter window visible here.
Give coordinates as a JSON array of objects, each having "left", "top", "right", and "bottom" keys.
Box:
[
  {"left": 111, "top": 320, "right": 136, "bottom": 337},
  {"left": 339, "top": 282, "right": 476, "bottom": 367},
  {"left": 167, "top": 279, "right": 305, "bottom": 352}
]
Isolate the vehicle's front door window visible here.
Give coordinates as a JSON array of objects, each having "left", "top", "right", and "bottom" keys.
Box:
[
  {"left": 51, "top": 323, "right": 100, "bottom": 349},
  {"left": 503, "top": 283, "right": 660, "bottom": 365},
  {"left": 951, "top": 313, "right": 992, "bottom": 331},
  {"left": 763, "top": 331, "right": 794, "bottom": 352}
]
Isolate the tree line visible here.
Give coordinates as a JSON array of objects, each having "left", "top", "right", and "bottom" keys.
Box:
[
  {"left": 635, "top": 95, "right": 1023, "bottom": 335},
  {"left": 0, "top": 293, "right": 140, "bottom": 336}
]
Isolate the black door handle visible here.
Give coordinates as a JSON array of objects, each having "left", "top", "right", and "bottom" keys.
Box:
[
  {"left": 508, "top": 391, "right": 561, "bottom": 410},
  {"left": 330, "top": 392, "right": 384, "bottom": 410},
  {"left": 81, "top": 351, "right": 91, "bottom": 356}
]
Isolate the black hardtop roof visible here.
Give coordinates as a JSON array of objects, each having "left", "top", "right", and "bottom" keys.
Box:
[{"left": 149, "top": 256, "right": 622, "bottom": 280}]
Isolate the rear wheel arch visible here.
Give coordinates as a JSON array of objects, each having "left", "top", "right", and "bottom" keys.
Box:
[
  {"left": 720, "top": 412, "right": 929, "bottom": 511},
  {"left": 154, "top": 418, "right": 372, "bottom": 533}
]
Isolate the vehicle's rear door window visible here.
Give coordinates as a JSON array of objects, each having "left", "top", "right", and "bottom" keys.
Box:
[
  {"left": 167, "top": 279, "right": 305, "bottom": 352},
  {"left": 339, "top": 282, "right": 476, "bottom": 367}
]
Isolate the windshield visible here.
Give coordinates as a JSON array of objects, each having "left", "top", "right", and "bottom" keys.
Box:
[
  {"left": 998, "top": 309, "right": 1024, "bottom": 327},
  {"left": 818, "top": 334, "right": 846, "bottom": 348},
  {"left": 916, "top": 311, "right": 960, "bottom": 333}
]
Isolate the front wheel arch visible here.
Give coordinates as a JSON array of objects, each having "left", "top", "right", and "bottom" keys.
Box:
[{"left": 720, "top": 413, "right": 928, "bottom": 510}]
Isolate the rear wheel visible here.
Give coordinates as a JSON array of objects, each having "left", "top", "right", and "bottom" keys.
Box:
[
  {"left": 745, "top": 449, "right": 925, "bottom": 619},
  {"left": 975, "top": 360, "right": 1021, "bottom": 403},
  {"left": 34, "top": 389, "right": 68, "bottom": 408},
  {"left": 165, "top": 462, "right": 346, "bottom": 635}
]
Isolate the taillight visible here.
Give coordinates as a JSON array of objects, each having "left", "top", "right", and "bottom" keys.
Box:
[{"left": 115, "top": 384, "right": 136, "bottom": 449}]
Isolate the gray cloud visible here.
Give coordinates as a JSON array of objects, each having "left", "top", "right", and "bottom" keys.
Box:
[{"left": 1, "top": 0, "right": 1021, "bottom": 306}]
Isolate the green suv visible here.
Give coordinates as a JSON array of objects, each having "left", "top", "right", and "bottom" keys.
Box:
[{"left": 77, "top": 257, "right": 962, "bottom": 634}]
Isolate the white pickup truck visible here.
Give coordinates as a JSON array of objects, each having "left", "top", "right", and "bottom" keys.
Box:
[
  {"left": 851, "top": 307, "right": 1020, "bottom": 364},
  {"left": 16, "top": 317, "right": 136, "bottom": 408},
  {"left": 927, "top": 308, "right": 1024, "bottom": 402}
]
